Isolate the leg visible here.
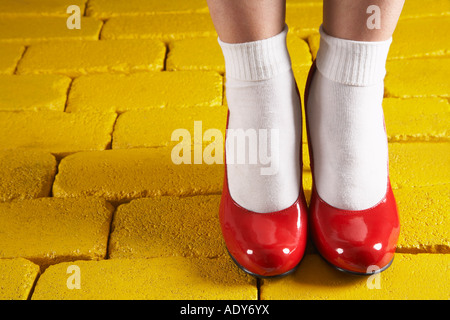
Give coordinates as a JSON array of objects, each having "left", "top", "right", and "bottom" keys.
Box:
[
  {"left": 207, "top": 0, "right": 302, "bottom": 214},
  {"left": 208, "top": 0, "right": 308, "bottom": 278},
  {"left": 308, "top": 0, "right": 404, "bottom": 210},
  {"left": 206, "top": 0, "right": 285, "bottom": 43},
  {"left": 306, "top": 0, "right": 404, "bottom": 275}
]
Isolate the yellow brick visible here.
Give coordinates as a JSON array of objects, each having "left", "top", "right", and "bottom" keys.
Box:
[
  {"left": 383, "top": 97, "right": 450, "bottom": 142},
  {"left": 101, "top": 13, "right": 217, "bottom": 42},
  {"left": 261, "top": 254, "right": 449, "bottom": 300},
  {"left": 395, "top": 185, "right": 450, "bottom": 253},
  {"left": 385, "top": 58, "right": 450, "bottom": 98},
  {"left": 286, "top": 0, "right": 323, "bottom": 7},
  {"left": 304, "top": 142, "right": 450, "bottom": 194},
  {"left": 32, "top": 256, "right": 256, "bottom": 300},
  {"left": 0, "top": 17, "right": 102, "bottom": 45},
  {"left": 109, "top": 195, "right": 225, "bottom": 259},
  {"left": 0, "top": 149, "right": 56, "bottom": 202},
  {"left": 52, "top": 148, "right": 223, "bottom": 203},
  {"left": 166, "top": 37, "right": 225, "bottom": 73},
  {"left": 0, "top": 0, "right": 85, "bottom": 17},
  {"left": 87, "top": 0, "right": 208, "bottom": 18},
  {"left": 389, "top": 142, "right": 450, "bottom": 189},
  {"left": 0, "top": 197, "right": 114, "bottom": 269},
  {"left": 400, "top": 0, "right": 450, "bottom": 19},
  {"left": 0, "top": 44, "right": 24, "bottom": 74},
  {"left": 389, "top": 18, "right": 450, "bottom": 60},
  {"left": 17, "top": 40, "right": 166, "bottom": 77},
  {"left": 0, "top": 74, "right": 71, "bottom": 111},
  {"left": 307, "top": 32, "right": 320, "bottom": 61},
  {"left": 0, "top": 111, "right": 117, "bottom": 158},
  {"left": 286, "top": 6, "right": 322, "bottom": 39},
  {"left": 112, "top": 106, "right": 227, "bottom": 149},
  {"left": 167, "top": 34, "right": 311, "bottom": 73},
  {"left": 67, "top": 71, "right": 223, "bottom": 113},
  {"left": 303, "top": 170, "right": 313, "bottom": 203},
  {"left": 288, "top": 34, "right": 313, "bottom": 67},
  {"left": 0, "top": 258, "right": 40, "bottom": 300}
]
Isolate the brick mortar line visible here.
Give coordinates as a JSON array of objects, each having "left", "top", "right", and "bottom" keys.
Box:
[
  {"left": 63, "top": 78, "right": 74, "bottom": 112},
  {"left": 12, "top": 46, "right": 28, "bottom": 75},
  {"left": 104, "top": 204, "right": 118, "bottom": 260},
  {"left": 83, "top": 0, "right": 89, "bottom": 17},
  {"left": 396, "top": 246, "right": 450, "bottom": 254},
  {"left": 257, "top": 278, "right": 261, "bottom": 300},
  {"left": 27, "top": 268, "right": 41, "bottom": 300},
  {"left": 97, "top": 19, "right": 107, "bottom": 40},
  {"left": 163, "top": 43, "right": 169, "bottom": 71},
  {"left": 48, "top": 154, "right": 62, "bottom": 197},
  {"left": 107, "top": 112, "right": 120, "bottom": 150}
]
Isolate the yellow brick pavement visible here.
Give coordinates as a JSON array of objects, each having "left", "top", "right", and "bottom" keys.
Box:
[{"left": 0, "top": 0, "right": 449, "bottom": 301}]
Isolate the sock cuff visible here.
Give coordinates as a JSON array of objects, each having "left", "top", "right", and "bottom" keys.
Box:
[
  {"left": 218, "top": 25, "right": 292, "bottom": 81},
  {"left": 316, "top": 25, "right": 392, "bottom": 86}
]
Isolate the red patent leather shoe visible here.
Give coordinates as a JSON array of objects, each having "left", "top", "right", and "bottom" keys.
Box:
[
  {"left": 304, "top": 62, "right": 400, "bottom": 275},
  {"left": 219, "top": 107, "right": 308, "bottom": 278}
]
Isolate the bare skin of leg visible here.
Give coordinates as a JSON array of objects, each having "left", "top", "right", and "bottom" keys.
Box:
[
  {"left": 323, "top": 0, "right": 405, "bottom": 41},
  {"left": 206, "top": 0, "right": 286, "bottom": 43}
]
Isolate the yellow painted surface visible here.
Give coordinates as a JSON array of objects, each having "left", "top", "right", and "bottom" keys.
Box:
[
  {"left": 167, "top": 34, "right": 311, "bottom": 73},
  {"left": 53, "top": 148, "right": 224, "bottom": 203},
  {"left": 112, "top": 106, "right": 227, "bottom": 149},
  {"left": 0, "top": 111, "right": 117, "bottom": 158},
  {"left": 389, "top": 142, "right": 450, "bottom": 189},
  {"left": 395, "top": 185, "right": 450, "bottom": 253},
  {"left": 286, "top": 0, "right": 323, "bottom": 7},
  {"left": 383, "top": 97, "right": 450, "bottom": 142},
  {"left": 109, "top": 195, "right": 225, "bottom": 259},
  {"left": 385, "top": 58, "right": 450, "bottom": 98},
  {"left": 390, "top": 17, "right": 450, "bottom": 60},
  {"left": 0, "top": 74, "right": 71, "bottom": 111},
  {"left": 17, "top": 40, "right": 166, "bottom": 77},
  {"left": 0, "top": 17, "right": 102, "bottom": 44},
  {"left": 67, "top": 71, "right": 222, "bottom": 112},
  {"left": 0, "top": 0, "right": 85, "bottom": 17},
  {"left": 166, "top": 37, "right": 225, "bottom": 73},
  {"left": 32, "top": 257, "right": 256, "bottom": 300},
  {"left": 101, "top": 13, "right": 217, "bottom": 42},
  {"left": 0, "top": 44, "right": 24, "bottom": 74},
  {"left": 0, "top": 258, "right": 40, "bottom": 300},
  {"left": 307, "top": 33, "right": 320, "bottom": 61},
  {"left": 261, "top": 254, "right": 449, "bottom": 300},
  {"left": 286, "top": 6, "right": 323, "bottom": 39},
  {"left": 399, "top": 0, "right": 450, "bottom": 19},
  {"left": 0, "top": 197, "right": 114, "bottom": 269},
  {"left": 87, "top": 0, "right": 208, "bottom": 18},
  {"left": 0, "top": 149, "right": 56, "bottom": 202},
  {"left": 288, "top": 33, "right": 313, "bottom": 67},
  {"left": 0, "top": 0, "right": 448, "bottom": 301}
]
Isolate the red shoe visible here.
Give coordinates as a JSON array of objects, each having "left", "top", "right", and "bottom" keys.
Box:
[
  {"left": 219, "top": 97, "right": 308, "bottom": 278},
  {"left": 304, "top": 62, "right": 400, "bottom": 275}
]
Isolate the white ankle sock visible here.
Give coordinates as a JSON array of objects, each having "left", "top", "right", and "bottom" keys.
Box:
[
  {"left": 307, "top": 26, "right": 392, "bottom": 210},
  {"left": 219, "top": 26, "right": 302, "bottom": 213}
]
